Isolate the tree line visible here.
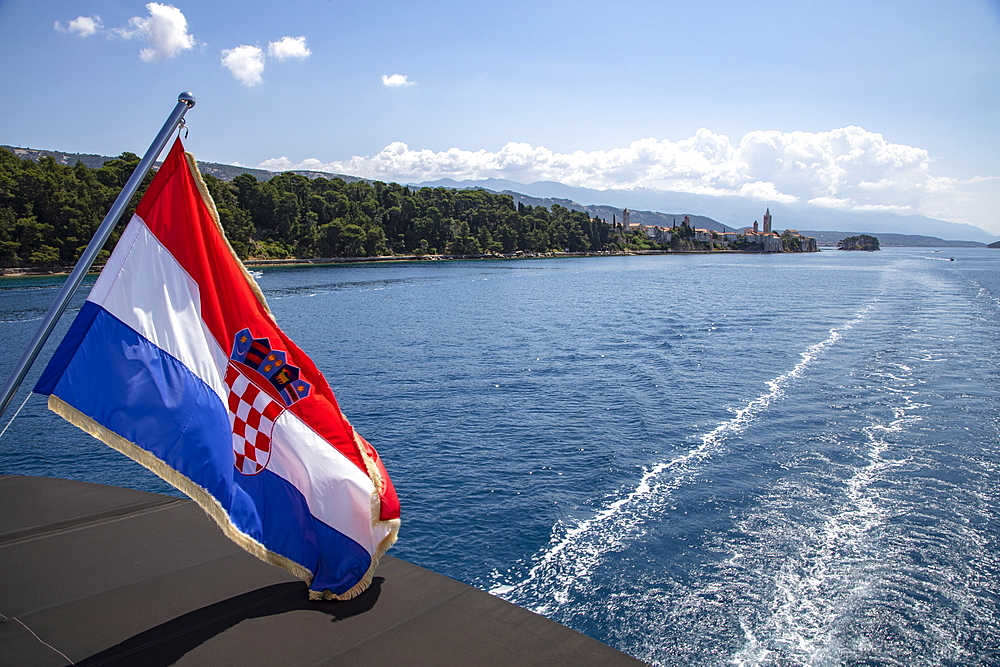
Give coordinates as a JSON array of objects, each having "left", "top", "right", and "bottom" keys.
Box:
[
  {"left": 0, "top": 147, "right": 667, "bottom": 267},
  {"left": 0, "top": 149, "right": 154, "bottom": 267}
]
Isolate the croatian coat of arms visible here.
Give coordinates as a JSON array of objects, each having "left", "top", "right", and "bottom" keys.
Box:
[{"left": 225, "top": 328, "right": 312, "bottom": 475}]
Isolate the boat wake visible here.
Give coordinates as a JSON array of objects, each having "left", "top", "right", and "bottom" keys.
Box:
[
  {"left": 723, "top": 341, "right": 1000, "bottom": 666},
  {"left": 727, "top": 363, "right": 921, "bottom": 666},
  {"left": 489, "top": 300, "right": 879, "bottom": 619}
]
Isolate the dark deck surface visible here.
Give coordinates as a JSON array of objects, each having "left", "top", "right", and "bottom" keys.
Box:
[{"left": 0, "top": 475, "right": 646, "bottom": 666}]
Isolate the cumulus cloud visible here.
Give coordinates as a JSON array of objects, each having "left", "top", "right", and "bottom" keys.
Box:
[
  {"left": 220, "top": 35, "right": 311, "bottom": 85},
  {"left": 739, "top": 181, "right": 798, "bottom": 203},
  {"left": 115, "top": 2, "right": 195, "bottom": 61},
  {"left": 54, "top": 15, "right": 103, "bottom": 37},
  {"left": 268, "top": 36, "right": 311, "bottom": 60},
  {"left": 221, "top": 45, "right": 265, "bottom": 87},
  {"left": 260, "top": 126, "right": 982, "bottom": 224},
  {"left": 382, "top": 73, "right": 414, "bottom": 87}
]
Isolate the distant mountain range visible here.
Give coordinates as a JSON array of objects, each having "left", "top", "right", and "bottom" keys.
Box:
[
  {"left": 800, "top": 232, "right": 984, "bottom": 248},
  {"left": 443, "top": 187, "right": 987, "bottom": 247},
  {"left": 493, "top": 190, "right": 735, "bottom": 232},
  {"left": 413, "top": 178, "right": 998, "bottom": 245},
  {"left": 5, "top": 145, "right": 995, "bottom": 246},
  {"left": 1, "top": 145, "right": 363, "bottom": 184}
]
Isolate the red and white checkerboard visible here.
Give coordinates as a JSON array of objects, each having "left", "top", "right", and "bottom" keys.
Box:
[{"left": 225, "top": 364, "right": 284, "bottom": 475}]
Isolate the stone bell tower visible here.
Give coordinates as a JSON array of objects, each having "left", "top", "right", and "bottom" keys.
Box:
[{"left": 763, "top": 208, "right": 772, "bottom": 234}]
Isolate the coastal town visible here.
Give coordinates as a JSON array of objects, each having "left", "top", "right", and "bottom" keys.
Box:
[{"left": 617, "top": 207, "right": 819, "bottom": 253}]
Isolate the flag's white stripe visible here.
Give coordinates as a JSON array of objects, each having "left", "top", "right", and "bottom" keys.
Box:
[
  {"left": 89, "top": 215, "right": 378, "bottom": 554},
  {"left": 270, "top": 414, "right": 378, "bottom": 553},
  {"left": 89, "top": 216, "right": 229, "bottom": 400}
]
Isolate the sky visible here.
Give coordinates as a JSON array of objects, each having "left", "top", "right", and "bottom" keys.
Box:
[{"left": 1, "top": 0, "right": 998, "bottom": 235}]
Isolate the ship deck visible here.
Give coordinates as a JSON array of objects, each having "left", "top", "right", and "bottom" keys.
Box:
[{"left": 0, "top": 474, "right": 646, "bottom": 666}]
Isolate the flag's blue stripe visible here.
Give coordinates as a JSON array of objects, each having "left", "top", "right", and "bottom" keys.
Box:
[
  {"left": 36, "top": 302, "right": 372, "bottom": 594},
  {"left": 34, "top": 300, "right": 102, "bottom": 396}
]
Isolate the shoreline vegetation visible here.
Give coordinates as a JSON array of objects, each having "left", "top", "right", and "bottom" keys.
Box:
[{"left": 1, "top": 147, "right": 816, "bottom": 277}]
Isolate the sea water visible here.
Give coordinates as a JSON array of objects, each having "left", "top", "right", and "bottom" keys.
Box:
[{"left": 1, "top": 248, "right": 998, "bottom": 666}]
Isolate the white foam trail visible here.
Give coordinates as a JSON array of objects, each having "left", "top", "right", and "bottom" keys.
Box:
[
  {"left": 725, "top": 282, "right": 1000, "bottom": 667},
  {"left": 971, "top": 279, "right": 1000, "bottom": 310},
  {"left": 491, "top": 300, "right": 879, "bottom": 613},
  {"left": 730, "top": 388, "right": 918, "bottom": 667}
]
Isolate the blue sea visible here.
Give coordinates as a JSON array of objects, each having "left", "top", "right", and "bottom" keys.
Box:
[{"left": 2, "top": 247, "right": 999, "bottom": 666}]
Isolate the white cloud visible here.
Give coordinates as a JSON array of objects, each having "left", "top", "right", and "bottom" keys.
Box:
[
  {"left": 54, "top": 15, "right": 103, "bottom": 37},
  {"left": 739, "top": 181, "right": 798, "bottom": 203},
  {"left": 115, "top": 3, "right": 195, "bottom": 62},
  {"left": 382, "top": 73, "right": 414, "bottom": 87},
  {"left": 268, "top": 36, "right": 311, "bottom": 60},
  {"left": 854, "top": 203, "right": 914, "bottom": 212},
  {"left": 259, "top": 126, "right": 992, "bottom": 227},
  {"left": 221, "top": 36, "right": 310, "bottom": 86},
  {"left": 258, "top": 156, "right": 295, "bottom": 171},
  {"left": 221, "top": 45, "right": 265, "bottom": 86},
  {"left": 807, "top": 196, "right": 855, "bottom": 209}
]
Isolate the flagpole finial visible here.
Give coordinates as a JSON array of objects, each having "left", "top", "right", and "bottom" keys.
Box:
[{"left": 178, "top": 92, "right": 196, "bottom": 108}]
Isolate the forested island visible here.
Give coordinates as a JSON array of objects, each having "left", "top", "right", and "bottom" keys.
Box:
[
  {"left": 0, "top": 147, "right": 810, "bottom": 270},
  {"left": 837, "top": 234, "right": 881, "bottom": 251}
]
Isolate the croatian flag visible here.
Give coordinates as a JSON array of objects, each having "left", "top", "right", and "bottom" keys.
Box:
[{"left": 34, "top": 138, "right": 400, "bottom": 600}]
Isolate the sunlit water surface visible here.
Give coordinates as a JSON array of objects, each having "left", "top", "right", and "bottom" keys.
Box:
[{"left": 2, "top": 248, "right": 998, "bottom": 665}]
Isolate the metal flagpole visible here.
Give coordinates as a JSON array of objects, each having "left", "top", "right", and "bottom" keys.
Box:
[{"left": 0, "top": 91, "right": 197, "bottom": 420}]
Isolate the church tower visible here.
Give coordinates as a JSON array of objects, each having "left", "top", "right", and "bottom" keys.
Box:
[{"left": 763, "top": 208, "right": 772, "bottom": 234}]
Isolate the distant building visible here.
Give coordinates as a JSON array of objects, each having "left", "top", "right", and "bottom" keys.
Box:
[
  {"left": 779, "top": 228, "right": 818, "bottom": 252},
  {"left": 640, "top": 225, "right": 672, "bottom": 243},
  {"left": 738, "top": 209, "right": 783, "bottom": 252}
]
